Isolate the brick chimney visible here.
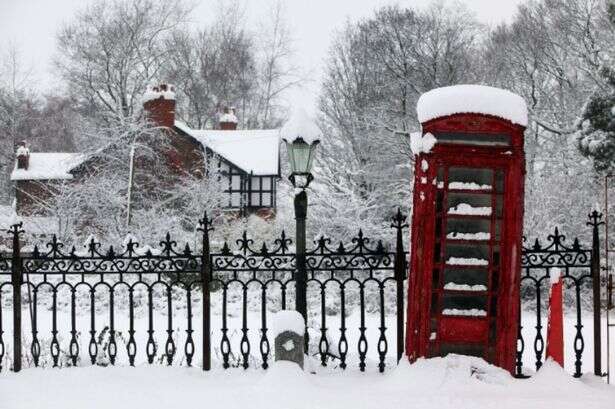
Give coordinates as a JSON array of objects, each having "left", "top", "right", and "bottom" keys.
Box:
[
  {"left": 15, "top": 141, "right": 30, "bottom": 170},
  {"left": 219, "top": 106, "right": 238, "bottom": 130},
  {"left": 143, "top": 84, "right": 176, "bottom": 128}
]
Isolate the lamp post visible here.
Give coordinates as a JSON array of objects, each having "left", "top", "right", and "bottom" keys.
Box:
[{"left": 284, "top": 136, "right": 319, "bottom": 324}]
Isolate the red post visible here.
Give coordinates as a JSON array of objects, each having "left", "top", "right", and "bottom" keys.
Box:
[{"left": 546, "top": 270, "right": 564, "bottom": 367}]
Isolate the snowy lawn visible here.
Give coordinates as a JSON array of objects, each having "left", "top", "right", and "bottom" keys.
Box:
[{"left": 1, "top": 355, "right": 613, "bottom": 409}]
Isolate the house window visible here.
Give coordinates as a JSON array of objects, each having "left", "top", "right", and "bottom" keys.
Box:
[
  {"left": 246, "top": 175, "right": 276, "bottom": 209},
  {"left": 214, "top": 154, "right": 277, "bottom": 211}
]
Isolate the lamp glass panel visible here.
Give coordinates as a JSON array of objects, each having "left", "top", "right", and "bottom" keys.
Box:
[{"left": 290, "top": 143, "right": 311, "bottom": 173}]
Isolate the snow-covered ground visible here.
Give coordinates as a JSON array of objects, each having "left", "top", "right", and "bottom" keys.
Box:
[{"left": 1, "top": 355, "right": 613, "bottom": 409}]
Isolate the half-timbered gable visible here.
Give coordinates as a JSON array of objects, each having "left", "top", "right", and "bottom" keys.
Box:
[{"left": 174, "top": 122, "right": 280, "bottom": 215}]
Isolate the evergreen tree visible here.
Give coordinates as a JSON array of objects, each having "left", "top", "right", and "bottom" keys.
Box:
[{"left": 577, "top": 2, "right": 615, "bottom": 172}]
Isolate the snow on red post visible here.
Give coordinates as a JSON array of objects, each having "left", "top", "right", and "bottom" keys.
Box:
[{"left": 546, "top": 268, "right": 564, "bottom": 367}]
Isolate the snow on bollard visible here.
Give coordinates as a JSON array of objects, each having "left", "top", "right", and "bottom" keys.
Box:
[
  {"left": 271, "top": 310, "right": 305, "bottom": 369},
  {"left": 546, "top": 268, "right": 564, "bottom": 367}
]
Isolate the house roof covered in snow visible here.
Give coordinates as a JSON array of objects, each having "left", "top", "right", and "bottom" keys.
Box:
[
  {"left": 416, "top": 84, "right": 528, "bottom": 127},
  {"left": 11, "top": 153, "right": 85, "bottom": 181},
  {"left": 175, "top": 121, "right": 280, "bottom": 176}
]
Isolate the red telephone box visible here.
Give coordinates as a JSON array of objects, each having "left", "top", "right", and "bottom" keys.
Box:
[{"left": 406, "top": 85, "right": 527, "bottom": 373}]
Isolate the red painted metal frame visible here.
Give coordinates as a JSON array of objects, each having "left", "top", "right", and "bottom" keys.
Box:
[{"left": 406, "top": 113, "right": 525, "bottom": 374}]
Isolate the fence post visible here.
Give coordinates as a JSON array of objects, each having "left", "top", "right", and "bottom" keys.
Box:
[
  {"left": 9, "top": 223, "right": 23, "bottom": 372},
  {"left": 588, "top": 210, "right": 604, "bottom": 376},
  {"left": 392, "top": 208, "right": 408, "bottom": 363},
  {"left": 198, "top": 212, "right": 213, "bottom": 371}
]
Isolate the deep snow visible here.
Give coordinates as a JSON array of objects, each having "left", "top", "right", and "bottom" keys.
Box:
[{"left": 0, "top": 355, "right": 613, "bottom": 409}]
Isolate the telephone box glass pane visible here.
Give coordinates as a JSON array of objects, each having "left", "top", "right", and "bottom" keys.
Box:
[
  {"left": 448, "top": 168, "right": 493, "bottom": 190},
  {"left": 441, "top": 294, "right": 487, "bottom": 312},
  {"left": 446, "top": 219, "right": 491, "bottom": 240},
  {"left": 495, "top": 170, "right": 505, "bottom": 192},
  {"left": 434, "top": 132, "right": 510, "bottom": 146},
  {"left": 447, "top": 193, "right": 492, "bottom": 214},
  {"left": 443, "top": 268, "right": 489, "bottom": 288},
  {"left": 444, "top": 243, "right": 490, "bottom": 262},
  {"left": 496, "top": 196, "right": 503, "bottom": 218}
]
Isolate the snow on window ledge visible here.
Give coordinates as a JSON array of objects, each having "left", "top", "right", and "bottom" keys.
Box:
[
  {"left": 442, "top": 308, "right": 487, "bottom": 317},
  {"left": 448, "top": 204, "right": 492, "bottom": 216},
  {"left": 446, "top": 232, "right": 491, "bottom": 241},
  {"left": 443, "top": 283, "right": 488, "bottom": 291},
  {"left": 446, "top": 257, "right": 489, "bottom": 266}
]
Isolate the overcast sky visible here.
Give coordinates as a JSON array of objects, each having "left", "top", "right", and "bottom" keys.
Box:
[{"left": 0, "top": 0, "right": 524, "bottom": 113}]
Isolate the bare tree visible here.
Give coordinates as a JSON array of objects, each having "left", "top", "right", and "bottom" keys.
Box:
[
  {"left": 0, "top": 45, "right": 37, "bottom": 204},
  {"left": 164, "top": 4, "right": 257, "bottom": 129},
  {"left": 164, "top": 1, "right": 298, "bottom": 130},
  {"left": 252, "top": 1, "right": 301, "bottom": 128},
  {"left": 55, "top": 0, "right": 191, "bottom": 123},
  {"left": 316, "top": 3, "right": 483, "bottom": 233}
]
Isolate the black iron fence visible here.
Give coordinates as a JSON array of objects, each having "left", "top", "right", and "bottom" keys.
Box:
[
  {"left": 516, "top": 211, "right": 603, "bottom": 378},
  {"left": 0, "top": 210, "right": 604, "bottom": 377},
  {"left": 0, "top": 210, "right": 408, "bottom": 373}
]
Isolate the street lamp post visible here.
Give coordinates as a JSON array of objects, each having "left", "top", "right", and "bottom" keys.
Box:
[{"left": 284, "top": 137, "right": 319, "bottom": 325}]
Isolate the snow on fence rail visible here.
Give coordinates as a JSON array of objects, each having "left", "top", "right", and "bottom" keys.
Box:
[{"left": 0, "top": 210, "right": 605, "bottom": 379}]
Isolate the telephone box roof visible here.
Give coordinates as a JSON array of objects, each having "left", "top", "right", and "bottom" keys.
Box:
[{"left": 416, "top": 85, "right": 528, "bottom": 127}]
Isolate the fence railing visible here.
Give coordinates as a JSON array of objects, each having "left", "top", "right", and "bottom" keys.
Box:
[
  {"left": 0, "top": 210, "right": 408, "bottom": 373},
  {"left": 516, "top": 211, "right": 603, "bottom": 378},
  {"left": 0, "top": 210, "right": 604, "bottom": 377}
]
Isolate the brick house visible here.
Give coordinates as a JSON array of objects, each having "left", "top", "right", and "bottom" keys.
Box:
[{"left": 11, "top": 84, "right": 281, "bottom": 226}]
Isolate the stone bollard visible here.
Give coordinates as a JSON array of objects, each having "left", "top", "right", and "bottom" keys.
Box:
[{"left": 271, "top": 310, "right": 305, "bottom": 370}]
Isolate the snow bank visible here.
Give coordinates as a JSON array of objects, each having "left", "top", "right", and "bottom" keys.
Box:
[
  {"left": 1, "top": 354, "right": 613, "bottom": 409},
  {"left": 270, "top": 310, "right": 305, "bottom": 338},
  {"left": 417, "top": 84, "right": 528, "bottom": 126},
  {"left": 11, "top": 152, "right": 84, "bottom": 181}
]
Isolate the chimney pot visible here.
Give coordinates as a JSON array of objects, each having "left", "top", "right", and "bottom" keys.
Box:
[
  {"left": 219, "top": 106, "right": 238, "bottom": 130},
  {"left": 16, "top": 142, "right": 30, "bottom": 170},
  {"left": 143, "top": 83, "right": 176, "bottom": 128}
]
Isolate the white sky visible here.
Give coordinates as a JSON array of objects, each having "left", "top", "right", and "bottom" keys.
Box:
[{"left": 0, "top": 0, "right": 524, "bottom": 114}]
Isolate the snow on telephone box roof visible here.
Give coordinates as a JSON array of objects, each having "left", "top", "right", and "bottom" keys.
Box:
[
  {"left": 416, "top": 84, "right": 528, "bottom": 127},
  {"left": 175, "top": 121, "right": 280, "bottom": 176}
]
